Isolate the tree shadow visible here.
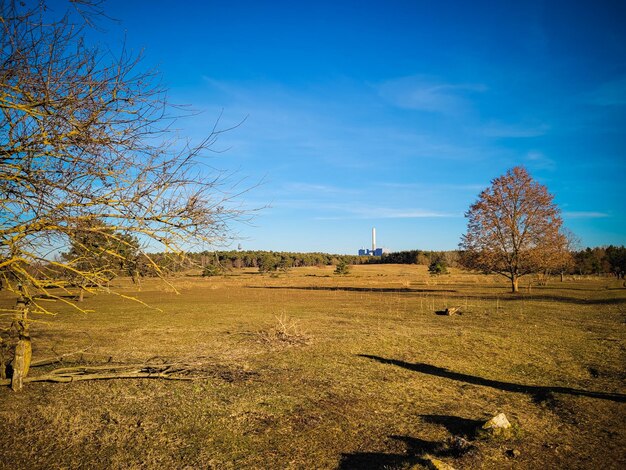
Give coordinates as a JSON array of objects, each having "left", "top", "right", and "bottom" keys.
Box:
[
  {"left": 337, "top": 450, "right": 418, "bottom": 470},
  {"left": 337, "top": 435, "right": 457, "bottom": 470},
  {"left": 33, "top": 294, "right": 80, "bottom": 300},
  {"left": 247, "top": 286, "right": 457, "bottom": 293},
  {"left": 434, "top": 309, "right": 463, "bottom": 316},
  {"left": 420, "top": 415, "right": 484, "bottom": 439},
  {"left": 358, "top": 355, "right": 626, "bottom": 403},
  {"left": 471, "top": 294, "right": 626, "bottom": 306},
  {"left": 244, "top": 286, "right": 626, "bottom": 305}
]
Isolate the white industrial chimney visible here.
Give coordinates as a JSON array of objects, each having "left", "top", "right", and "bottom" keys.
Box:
[{"left": 372, "top": 227, "right": 376, "bottom": 252}]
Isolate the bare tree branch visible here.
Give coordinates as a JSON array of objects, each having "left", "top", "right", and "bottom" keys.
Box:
[{"left": 0, "top": 0, "right": 257, "bottom": 389}]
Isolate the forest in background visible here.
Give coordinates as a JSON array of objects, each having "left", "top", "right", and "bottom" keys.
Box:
[{"left": 165, "top": 245, "right": 625, "bottom": 278}]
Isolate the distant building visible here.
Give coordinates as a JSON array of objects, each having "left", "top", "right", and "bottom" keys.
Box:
[
  {"left": 359, "top": 247, "right": 388, "bottom": 256},
  {"left": 358, "top": 227, "right": 389, "bottom": 256}
]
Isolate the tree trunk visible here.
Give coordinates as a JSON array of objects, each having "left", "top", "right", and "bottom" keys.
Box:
[
  {"left": 11, "top": 337, "right": 31, "bottom": 392},
  {"left": 131, "top": 270, "right": 141, "bottom": 288},
  {"left": 11, "top": 297, "right": 32, "bottom": 392},
  {"left": 78, "top": 286, "right": 84, "bottom": 302},
  {"left": 511, "top": 276, "right": 519, "bottom": 293},
  {"left": 0, "top": 345, "right": 7, "bottom": 380},
  {"left": 560, "top": 271, "right": 564, "bottom": 282}
]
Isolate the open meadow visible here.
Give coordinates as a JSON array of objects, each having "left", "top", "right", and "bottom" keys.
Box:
[{"left": 1, "top": 264, "right": 625, "bottom": 469}]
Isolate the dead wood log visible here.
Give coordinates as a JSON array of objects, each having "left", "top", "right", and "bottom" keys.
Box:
[
  {"left": 0, "top": 372, "right": 193, "bottom": 385},
  {"left": 444, "top": 306, "right": 462, "bottom": 315},
  {"left": 1, "top": 361, "right": 214, "bottom": 387},
  {"left": 11, "top": 336, "right": 32, "bottom": 391},
  {"left": 10, "top": 294, "right": 32, "bottom": 391}
]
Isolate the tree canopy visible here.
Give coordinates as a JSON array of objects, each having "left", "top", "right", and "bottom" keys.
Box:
[
  {"left": 0, "top": 1, "right": 248, "bottom": 303},
  {"left": 0, "top": 0, "right": 250, "bottom": 389}
]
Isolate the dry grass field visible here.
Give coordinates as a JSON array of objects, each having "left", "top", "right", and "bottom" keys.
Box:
[{"left": 1, "top": 264, "right": 625, "bottom": 469}]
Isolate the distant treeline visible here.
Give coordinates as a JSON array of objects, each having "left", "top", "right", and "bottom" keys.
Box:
[
  {"left": 141, "top": 250, "right": 453, "bottom": 275},
  {"left": 176, "top": 245, "right": 625, "bottom": 278},
  {"left": 44, "top": 245, "right": 621, "bottom": 279},
  {"left": 570, "top": 246, "right": 626, "bottom": 277},
  {"left": 159, "top": 251, "right": 371, "bottom": 274},
  {"left": 375, "top": 246, "right": 626, "bottom": 277},
  {"left": 375, "top": 250, "right": 459, "bottom": 266},
  {"left": 148, "top": 249, "right": 461, "bottom": 275}
]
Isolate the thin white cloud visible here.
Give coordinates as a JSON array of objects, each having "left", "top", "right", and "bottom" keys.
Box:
[
  {"left": 563, "top": 211, "right": 609, "bottom": 219},
  {"left": 367, "top": 208, "right": 458, "bottom": 219},
  {"left": 377, "top": 76, "right": 486, "bottom": 115},
  {"left": 377, "top": 182, "right": 486, "bottom": 191},
  {"left": 525, "top": 151, "right": 556, "bottom": 170},
  {"left": 319, "top": 205, "right": 457, "bottom": 220},
  {"left": 189, "top": 79, "right": 385, "bottom": 170},
  {"left": 183, "top": 77, "right": 500, "bottom": 174},
  {"left": 270, "top": 198, "right": 457, "bottom": 219},
  {"left": 283, "top": 182, "right": 361, "bottom": 195}
]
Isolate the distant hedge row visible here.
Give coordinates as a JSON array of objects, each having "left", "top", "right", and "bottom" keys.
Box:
[
  {"left": 140, "top": 245, "right": 625, "bottom": 277},
  {"left": 143, "top": 249, "right": 458, "bottom": 275}
]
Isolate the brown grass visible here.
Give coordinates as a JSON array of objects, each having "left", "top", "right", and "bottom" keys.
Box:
[{"left": 0, "top": 265, "right": 624, "bottom": 469}]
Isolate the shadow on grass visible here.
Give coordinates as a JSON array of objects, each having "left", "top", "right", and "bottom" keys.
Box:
[
  {"left": 337, "top": 450, "right": 419, "bottom": 470},
  {"left": 245, "top": 286, "right": 626, "bottom": 305},
  {"left": 420, "top": 415, "right": 483, "bottom": 439},
  {"left": 359, "top": 355, "right": 626, "bottom": 403},
  {"left": 337, "top": 435, "right": 459, "bottom": 470},
  {"left": 435, "top": 310, "right": 462, "bottom": 316},
  {"left": 247, "top": 286, "right": 457, "bottom": 293},
  {"left": 34, "top": 294, "right": 80, "bottom": 300},
  {"left": 470, "top": 294, "right": 626, "bottom": 306}
]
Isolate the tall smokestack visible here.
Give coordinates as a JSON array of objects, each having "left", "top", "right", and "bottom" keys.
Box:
[{"left": 372, "top": 227, "right": 376, "bottom": 252}]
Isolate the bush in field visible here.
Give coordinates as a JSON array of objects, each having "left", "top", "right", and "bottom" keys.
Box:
[
  {"left": 428, "top": 258, "right": 448, "bottom": 275},
  {"left": 334, "top": 261, "right": 351, "bottom": 275}
]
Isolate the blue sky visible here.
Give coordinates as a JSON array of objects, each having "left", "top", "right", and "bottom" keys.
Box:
[{"left": 76, "top": 1, "right": 625, "bottom": 252}]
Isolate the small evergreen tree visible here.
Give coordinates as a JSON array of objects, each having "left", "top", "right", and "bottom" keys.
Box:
[
  {"left": 334, "top": 260, "right": 351, "bottom": 275},
  {"left": 428, "top": 257, "right": 448, "bottom": 275}
]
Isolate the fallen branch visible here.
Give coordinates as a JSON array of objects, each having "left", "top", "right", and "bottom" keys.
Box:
[
  {"left": 0, "top": 371, "right": 193, "bottom": 385},
  {"left": 2, "top": 362, "right": 210, "bottom": 386},
  {"left": 445, "top": 306, "right": 462, "bottom": 315}
]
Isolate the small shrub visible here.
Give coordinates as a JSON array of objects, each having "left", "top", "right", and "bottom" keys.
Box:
[
  {"left": 428, "top": 259, "right": 448, "bottom": 275},
  {"left": 334, "top": 261, "right": 351, "bottom": 275},
  {"left": 257, "top": 313, "right": 311, "bottom": 347}
]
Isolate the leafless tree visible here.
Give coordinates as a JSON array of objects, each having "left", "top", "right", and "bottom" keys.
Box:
[
  {"left": 0, "top": 1, "right": 252, "bottom": 389},
  {"left": 460, "top": 167, "right": 570, "bottom": 293}
]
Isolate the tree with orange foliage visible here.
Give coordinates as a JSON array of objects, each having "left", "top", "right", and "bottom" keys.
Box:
[{"left": 460, "top": 167, "right": 570, "bottom": 293}]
